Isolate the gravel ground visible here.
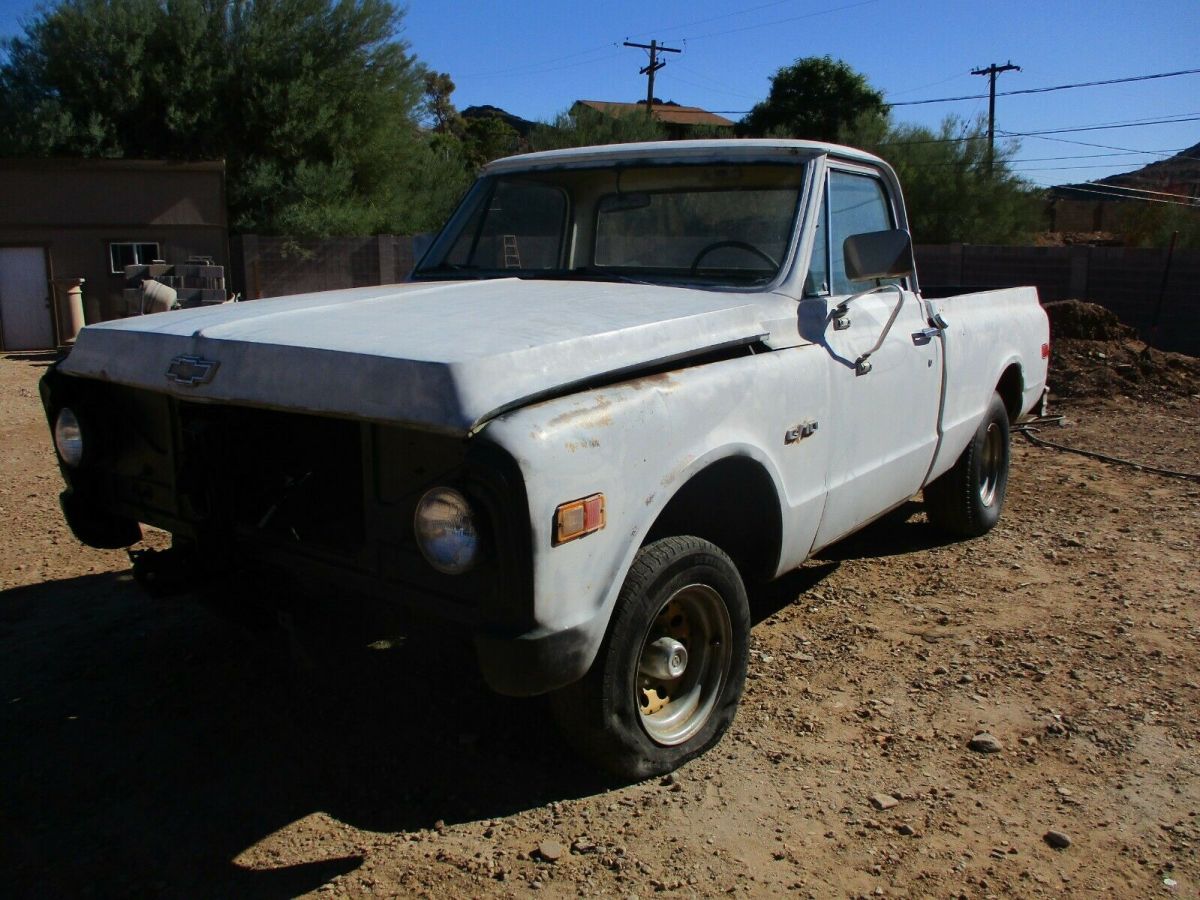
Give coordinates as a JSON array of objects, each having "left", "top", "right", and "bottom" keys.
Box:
[{"left": 1, "top": 348, "right": 1198, "bottom": 899}]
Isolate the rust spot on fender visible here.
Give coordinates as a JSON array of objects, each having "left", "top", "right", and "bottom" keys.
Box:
[
  {"left": 548, "top": 396, "right": 613, "bottom": 430},
  {"left": 622, "top": 371, "right": 678, "bottom": 391}
]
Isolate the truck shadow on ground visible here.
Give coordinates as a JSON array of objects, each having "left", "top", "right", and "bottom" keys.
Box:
[
  {"left": 812, "top": 500, "right": 960, "bottom": 562},
  {"left": 0, "top": 572, "right": 611, "bottom": 898},
  {"left": 0, "top": 506, "right": 941, "bottom": 897}
]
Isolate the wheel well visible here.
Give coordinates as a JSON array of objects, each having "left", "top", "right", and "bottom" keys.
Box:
[
  {"left": 644, "top": 457, "right": 782, "bottom": 582},
  {"left": 996, "top": 364, "right": 1023, "bottom": 421}
]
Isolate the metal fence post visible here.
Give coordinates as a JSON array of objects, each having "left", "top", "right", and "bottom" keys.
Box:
[{"left": 378, "top": 234, "right": 395, "bottom": 286}]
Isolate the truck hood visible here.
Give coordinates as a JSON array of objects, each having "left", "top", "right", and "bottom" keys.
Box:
[{"left": 60, "top": 279, "right": 771, "bottom": 434}]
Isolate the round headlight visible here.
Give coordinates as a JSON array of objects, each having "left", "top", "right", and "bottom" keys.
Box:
[
  {"left": 54, "top": 407, "right": 85, "bottom": 468},
  {"left": 414, "top": 487, "right": 481, "bottom": 575}
]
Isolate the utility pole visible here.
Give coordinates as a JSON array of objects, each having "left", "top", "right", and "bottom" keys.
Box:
[
  {"left": 623, "top": 39, "right": 681, "bottom": 115},
  {"left": 971, "top": 60, "right": 1021, "bottom": 174}
]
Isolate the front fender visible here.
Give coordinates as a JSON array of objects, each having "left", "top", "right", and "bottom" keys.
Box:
[{"left": 476, "top": 348, "right": 828, "bottom": 694}]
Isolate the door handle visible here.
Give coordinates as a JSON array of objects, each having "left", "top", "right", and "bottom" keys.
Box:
[{"left": 911, "top": 326, "right": 941, "bottom": 346}]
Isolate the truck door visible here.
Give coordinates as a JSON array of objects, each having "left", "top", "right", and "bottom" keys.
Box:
[{"left": 805, "top": 168, "right": 941, "bottom": 550}]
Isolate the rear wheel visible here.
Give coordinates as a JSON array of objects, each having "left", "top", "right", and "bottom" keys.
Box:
[
  {"left": 550, "top": 536, "right": 749, "bottom": 780},
  {"left": 924, "top": 391, "right": 1011, "bottom": 537}
]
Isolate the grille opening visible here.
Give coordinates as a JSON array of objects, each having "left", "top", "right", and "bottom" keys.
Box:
[{"left": 179, "top": 404, "right": 364, "bottom": 553}]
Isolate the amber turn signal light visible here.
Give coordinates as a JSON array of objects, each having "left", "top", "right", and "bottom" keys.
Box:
[{"left": 555, "top": 493, "right": 606, "bottom": 545}]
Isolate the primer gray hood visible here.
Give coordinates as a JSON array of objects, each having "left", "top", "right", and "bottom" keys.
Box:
[{"left": 59, "top": 279, "right": 771, "bottom": 434}]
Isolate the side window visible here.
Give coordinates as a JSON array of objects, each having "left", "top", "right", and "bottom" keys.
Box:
[
  {"left": 828, "top": 172, "right": 893, "bottom": 295},
  {"left": 803, "top": 195, "right": 829, "bottom": 297}
]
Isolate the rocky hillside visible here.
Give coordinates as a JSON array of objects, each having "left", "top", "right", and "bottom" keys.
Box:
[
  {"left": 1053, "top": 141, "right": 1200, "bottom": 201},
  {"left": 1096, "top": 140, "right": 1200, "bottom": 196}
]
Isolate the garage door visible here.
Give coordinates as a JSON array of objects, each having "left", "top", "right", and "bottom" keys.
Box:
[{"left": 0, "top": 247, "right": 53, "bottom": 350}]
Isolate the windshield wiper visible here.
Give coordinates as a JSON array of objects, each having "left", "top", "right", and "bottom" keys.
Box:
[{"left": 564, "top": 266, "right": 653, "bottom": 285}]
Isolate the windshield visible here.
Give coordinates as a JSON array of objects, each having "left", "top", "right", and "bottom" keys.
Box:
[{"left": 414, "top": 163, "right": 805, "bottom": 288}]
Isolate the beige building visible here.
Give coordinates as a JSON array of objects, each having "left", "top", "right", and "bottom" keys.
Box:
[{"left": 0, "top": 159, "right": 228, "bottom": 350}]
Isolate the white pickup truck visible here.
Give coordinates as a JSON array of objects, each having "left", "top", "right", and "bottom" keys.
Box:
[{"left": 42, "top": 140, "right": 1049, "bottom": 777}]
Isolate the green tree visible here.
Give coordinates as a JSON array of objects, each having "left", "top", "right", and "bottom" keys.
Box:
[
  {"left": 1121, "top": 202, "right": 1200, "bottom": 250},
  {"left": 741, "top": 56, "right": 886, "bottom": 142},
  {"left": 421, "top": 71, "right": 463, "bottom": 134},
  {"left": 462, "top": 115, "right": 520, "bottom": 168},
  {"left": 0, "top": 0, "right": 466, "bottom": 235},
  {"left": 416, "top": 75, "right": 520, "bottom": 173},
  {"left": 849, "top": 115, "right": 1040, "bottom": 245}
]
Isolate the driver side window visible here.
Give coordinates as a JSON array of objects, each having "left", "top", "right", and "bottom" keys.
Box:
[{"left": 827, "top": 172, "right": 894, "bottom": 295}]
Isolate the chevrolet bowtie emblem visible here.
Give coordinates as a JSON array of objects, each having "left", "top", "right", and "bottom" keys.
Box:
[{"left": 166, "top": 355, "right": 220, "bottom": 386}]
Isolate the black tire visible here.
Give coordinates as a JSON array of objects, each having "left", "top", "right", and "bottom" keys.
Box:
[
  {"left": 550, "top": 536, "right": 750, "bottom": 780},
  {"left": 924, "top": 391, "right": 1011, "bottom": 537}
]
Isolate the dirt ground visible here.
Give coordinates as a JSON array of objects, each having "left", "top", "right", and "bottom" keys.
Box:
[{"left": 2, "top": 333, "right": 1198, "bottom": 899}]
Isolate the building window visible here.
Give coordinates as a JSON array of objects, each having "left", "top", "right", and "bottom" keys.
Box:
[{"left": 109, "top": 242, "right": 161, "bottom": 274}]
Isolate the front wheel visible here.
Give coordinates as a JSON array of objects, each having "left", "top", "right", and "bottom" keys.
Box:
[
  {"left": 550, "top": 536, "right": 750, "bottom": 780},
  {"left": 924, "top": 390, "right": 1011, "bottom": 537}
]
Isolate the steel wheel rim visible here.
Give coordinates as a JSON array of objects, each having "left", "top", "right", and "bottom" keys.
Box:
[
  {"left": 979, "top": 421, "right": 1004, "bottom": 507},
  {"left": 636, "top": 583, "right": 732, "bottom": 746}
]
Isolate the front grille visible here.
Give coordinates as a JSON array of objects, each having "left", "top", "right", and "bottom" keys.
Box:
[
  {"left": 47, "top": 367, "right": 534, "bottom": 625},
  {"left": 177, "top": 403, "right": 365, "bottom": 554}
]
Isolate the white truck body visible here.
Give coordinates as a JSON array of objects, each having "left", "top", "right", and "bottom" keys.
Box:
[{"left": 45, "top": 140, "right": 1048, "bottom": 771}]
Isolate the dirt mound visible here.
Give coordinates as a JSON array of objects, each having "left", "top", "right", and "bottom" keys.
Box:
[
  {"left": 1049, "top": 344, "right": 1200, "bottom": 401},
  {"left": 1043, "top": 300, "right": 1200, "bottom": 400},
  {"left": 1044, "top": 299, "right": 1136, "bottom": 342}
]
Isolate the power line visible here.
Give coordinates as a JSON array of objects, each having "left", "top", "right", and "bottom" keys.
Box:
[
  {"left": 665, "top": 71, "right": 762, "bottom": 102},
  {"left": 624, "top": 0, "right": 803, "bottom": 43},
  {"left": 667, "top": 0, "right": 879, "bottom": 43},
  {"left": 457, "top": 45, "right": 620, "bottom": 80},
  {"left": 903, "top": 157, "right": 1183, "bottom": 174},
  {"left": 1068, "top": 181, "right": 1200, "bottom": 203},
  {"left": 872, "top": 114, "right": 1200, "bottom": 148},
  {"left": 1016, "top": 132, "right": 1197, "bottom": 158},
  {"left": 458, "top": 0, "right": 877, "bottom": 82},
  {"left": 1053, "top": 184, "right": 1200, "bottom": 207},
  {"left": 1003, "top": 114, "right": 1200, "bottom": 138},
  {"left": 668, "top": 61, "right": 762, "bottom": 100},
  {"left": 991, "top": 162, "right": 1174, "bottom": 173},
  {"left": 887, "top": 66, "right": 1200, "bottom": 107},
  {"left": 886, "top": 70, "right": 975, "bottom": 98},
  {"left": 1011, "top": 150, "right": 1180, "bottom": 163}
]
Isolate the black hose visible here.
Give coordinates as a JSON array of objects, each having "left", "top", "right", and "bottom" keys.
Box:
[{"left": 1014, "top": 424, "right": 1200, "bottom": 483}]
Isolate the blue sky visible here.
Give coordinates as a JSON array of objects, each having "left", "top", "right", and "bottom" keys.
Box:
[{"left": 3, "top": 0, "right": 1197, "bottom": 187}]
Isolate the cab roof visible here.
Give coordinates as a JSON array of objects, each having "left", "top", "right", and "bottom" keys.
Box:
[{"left": 482, "top": 139, "right": 888, "bottom": 175}]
